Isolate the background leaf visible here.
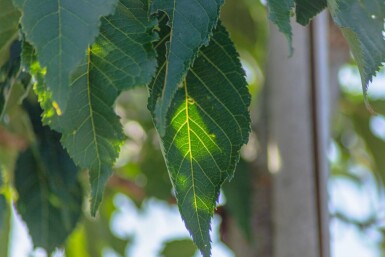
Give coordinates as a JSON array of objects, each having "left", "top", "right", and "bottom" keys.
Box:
[
  {"left": 13, "top": 0, "right": 118, "bottom": 111},
  {"left": 65, "top": 190, "right": 130, "bottom": 257},
  {"left": 0, "top": 198, "right": 11, "bottom": 257},
  {"left": 14, "top": 101, "right": 83, "bottom": 252},
  {"left": 150, "top": 0, "right": 224, "bottom": 135},
  {"left": 328, "top": 0, "right": 385, "bottom": 96},
  {"left": 0, "top": 0, "right": 20, "bottom": 68},
  {"left": 222, "top": 159, "right": 253, "bottom": 240},
  {"left": 160, "top": 239, "right": 197, "bottom": 257},
  {"left": 149, "top": 19, "right": 250, "bottom": 257}
]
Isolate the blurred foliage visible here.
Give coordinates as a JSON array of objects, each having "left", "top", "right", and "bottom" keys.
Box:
[
  {"left": 159, "top": 239, "right": 197, "bottom": 257},
  {"left": 330, "top": 65, "right": 385, "bottom": 253}
]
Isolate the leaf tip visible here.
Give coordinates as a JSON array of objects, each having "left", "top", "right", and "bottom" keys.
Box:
[{"left": 89, "top": 167, "right": 112, "bottom": 217}]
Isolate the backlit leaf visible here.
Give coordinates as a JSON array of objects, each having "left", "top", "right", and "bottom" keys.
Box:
[
  {"left": 149, "top": 20, "right": 250, "bottom": 257},
  {"left": 150, "top": 0, "right": 224, "bottom": 135},
  {"left": 13, "top": 0, "right": 118, "bottom": 111},
  {"left": 328, "top": 0, "right": 385, "bottom": 97},
  {"left": 31, "top": 0, "right": 157, "bottom": 215}
]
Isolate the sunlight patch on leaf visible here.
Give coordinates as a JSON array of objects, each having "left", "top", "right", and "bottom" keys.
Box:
[
  {"left": 150, "top": 0, "right": 224, "bottom": 135},
  {"left": 149, "top": 19, "right": 250, "bottom": 257}
]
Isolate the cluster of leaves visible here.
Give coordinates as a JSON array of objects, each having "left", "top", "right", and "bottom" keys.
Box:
[{"left": 0, "top": 0, "right": 384, "bottom": 256}]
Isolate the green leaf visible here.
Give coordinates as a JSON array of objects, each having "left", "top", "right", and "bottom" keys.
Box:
[
  {"left": 66, "top": 191, "right": 129, "bottom": 257},
  {"left": 149, "top": 20, "right": 250, "bottom": 257},
  {"left": 295, "top": 0, "right": 327, "bottom": 25},
  {"left": 31, "top": 0, "right": 157, "bottom": 215},
  {"left": 0, "top": 167, "right": 11, "bottom": 257},
  {"left": 0, "top": 199, "right": 11, "bottom": 257},
  {"left": 328, "top": 0, "right": 385, "bottom": 97},
  {"left": 266, "top": 0, "right": 294, "bottom": 54},
  {"left": 222, "top": 159, "right": 253, "bottom": 240},
  {"left": 150, "top": 0, "right": 224, "bottom": 135},
  {"left": 0, "top": 41, "right": 22, "bottom": 117},
  {"left": 14, "top": 102, "right": 83, "bottom": 252},
  {"left": 345, "top": 99, "right": 385, "bottom": 187},
  {"left": 13, "top": 0, "right": 118, "bottom": 111},
  {"left": 160, "top": 239, "right": 197, "bottom": 257},
  {"left": 0, "top": 0, "right": 20, "bottom": 68}
]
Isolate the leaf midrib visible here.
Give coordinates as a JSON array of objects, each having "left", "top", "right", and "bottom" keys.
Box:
[
  {"left": 183, "top": 79, "right": 205, "bottom": 243},
  {"left": 86, "top": 47, "right": 102, "bottom": 212}
]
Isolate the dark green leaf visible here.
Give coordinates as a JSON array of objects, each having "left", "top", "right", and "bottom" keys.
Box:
[
  {"left": 149, "top": 20, "right": 250, "bottom": 257},
  {"left": 0, "top": 0, "right": 20, "bottom": 68},
  {"left": 31, "top": 0, "right": 158, "bottom": 215},
  {"left": 160, "top": 239, "right": 197, "bottom": 257},
  {"left": 0, "top": 41, "right": 22, "bottom": 116},
  {"left": 266, "top": 0, "right": 294, "bottom": 54},
  {"left": 328, "top": 0, "right": 385, "bottom": 97},
  {"left": 222, "top": 159, "right": 253, "bottom": 240},
  {"left": 14, "top": 102, "right": 83, "bottom": 252},
  {"left": 295, "top": 0, "right": 327, "bottom": 25},
  {"left": 150, "top": 0, "right": 224, "bottom": 135},
  {"left": 13, "top": 0, "right": 118, "bottom": 111}
]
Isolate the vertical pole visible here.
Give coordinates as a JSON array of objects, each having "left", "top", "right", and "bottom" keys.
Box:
[
  {"left": 311, "top": 12, "right": 331, "bottom": 257},
  {"left": 265, "top": 13, "right": 330, "bottom": 257}
]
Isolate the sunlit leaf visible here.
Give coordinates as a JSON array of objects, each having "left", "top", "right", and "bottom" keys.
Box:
[
  {"left": 13, "top": 0, "right": 118, "bottom": 111},
  {"left": 150, "top": 0, "right": 224, "bottom": 135},
  {"left": 149, "top": 19, "right": 250, "bottom": 257}
]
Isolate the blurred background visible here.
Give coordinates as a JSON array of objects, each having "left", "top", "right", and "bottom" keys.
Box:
[{"left": 1, "top": 0, "right": 385, "bottom": 256}]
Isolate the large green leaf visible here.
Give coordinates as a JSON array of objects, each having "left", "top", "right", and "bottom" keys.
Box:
[
  {"left": 149, "top": 19, "right": 250, "bottom": 257},
  {"left": 328, "top": 0, "right": 385, "bottom": 97},
  {"left": 150, "top": 0, "right": 224, "bottom": 135},
  {"left": 30, "top": 0, "right": 158, "bottom": 215},
  {"left": 295, "top": 0, "right": 327, "bottom": 25},
  {"left": 0, "top": 0, "right": 20, "bottom": 68},
  {"left": 12, "top": 0, "right": 118, "bottom": 111},
  {"left": 266, "top": 0, "right": 294, "bottom": 53},
  {"left": 14, "top": 102, "right": 83, "bottom": 252}
]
